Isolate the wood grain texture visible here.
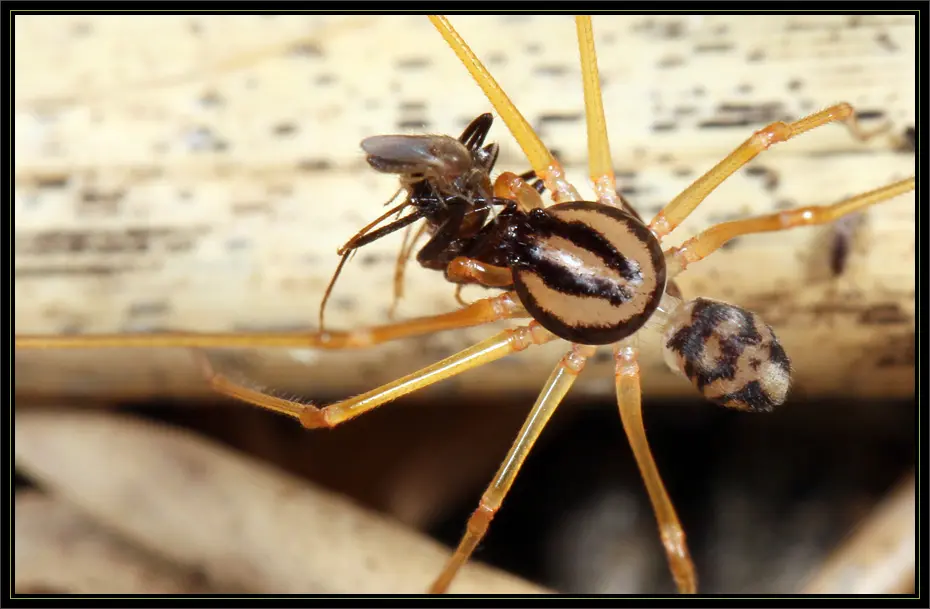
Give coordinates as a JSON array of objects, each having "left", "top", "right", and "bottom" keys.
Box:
[{"left": 14, "top": 15, "right": 915, "bottom": 401}]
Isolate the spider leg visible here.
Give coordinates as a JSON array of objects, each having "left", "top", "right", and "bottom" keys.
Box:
[
  {"left": 649, "top": 103, "right": 893, "bottom": 239},
  {"left": 15, "top": 291, "right": 528, "bottom": 351},
  {"left": 664, "top": 176, "right": 915, "bottom": 277},
  {"left": 614, "top": 344, "right": 697, "bottom": 594},
  {"left": 196, "top": 322, "right": 558, "bottom": 429},
  {"left": 575, "top": 16, "right": 622, "bottom": 209},
  {"left": 429, "top": 15, "right": 581, "bottom": 203},
  {"left": 429, "top": 343, "right": 597, "bottom": 594}
]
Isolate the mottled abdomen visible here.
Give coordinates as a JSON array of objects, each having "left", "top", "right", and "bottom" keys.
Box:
[{"left": 662, "top": 298, "right": 791, "bottom": 412}]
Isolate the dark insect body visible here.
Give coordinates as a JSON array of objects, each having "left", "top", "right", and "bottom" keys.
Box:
[{"left": 319, "top": 113, "right": 543, "bottom": 325}]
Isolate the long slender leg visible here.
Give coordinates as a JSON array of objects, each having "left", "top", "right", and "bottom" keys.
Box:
[
  {"left": 14, "top": 291, "right": 527, "bottom": 350},
  {"left": 429, "top": 15, "right": 581, "bottom": 203},
  {"left": 664, "top": 176, "right": 915, "bottom": 277},
  {"left": 649, "top": 103, "right": 892, "bottom": 239},
  {"left": 614, "top": 344, "right": 697, "bottom": 594},
  {"left": 429, "top": 343, "right": 597, "bottom": 594},
  {"left": 198, "top": 322, "right": 558, "bottom": 429},
  {"left": 575, "top": 16, "right": 622, "bottom": 209}
]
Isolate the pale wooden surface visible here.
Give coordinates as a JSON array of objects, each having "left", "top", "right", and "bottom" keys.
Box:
[
  {"left": 15, "top": 410, "right": 551, "bottom": 594},
  {"left": 14, "top": 15, "right": 915, "bottom": 401}
]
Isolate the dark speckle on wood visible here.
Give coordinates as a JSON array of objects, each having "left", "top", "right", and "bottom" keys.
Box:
[
  {"left": 695, "top": 42, "right": 733, "bottom": 53},
  {"left": 128, "top": 301, "right": 170, "bottom": 318},
  {"left": 745, "top": 165, "right": 780, "bottom": 192},
  {"left": 315, "top": 73, "right": 337, "bottom": 86},
  {"left": 535, "top": 64, "right": 570, "bottom": 77},
  {"left": 875, "top": 31, "right": 899, "bottom": 52},
  {"left": 897, "top": 126, "right": 916, "bottom": 153},
  {"left": 397, "top": 119, "right": 430, "bottom": 131},
  {"left": 298, "top": 158, "right": 332, "bottom": 172},
  {"left": 290, "top": 42, "right": 324, "bottom": 57},
  {"left": 272, "top": 122, "right": 298, "bottom": 137},
  {"left": 396, "top": 57, "right": 431, "bottom": 70},
  {"left": 71, "top": 22, "right": 93, "bottom": 37},
  {"left": 198, "top": 90, "right": 224, "bottom": 108},
  {"left": 658, "top": 55, "right": 684, "bottom": 69},
  {"left": 36, "top": 175, "right": 70, "bottom": 189},
  {"left": 859, "top": 303, "right": 909, "bottom": 326},
  {"left": 538, "top": 112, "right": 583, "bottom": 125},
  {"left": 855, "top": 109, "right": 886, "bottom": 121},
  {"left": 487, "top": 52, "right": 506, "bottom": 66}
]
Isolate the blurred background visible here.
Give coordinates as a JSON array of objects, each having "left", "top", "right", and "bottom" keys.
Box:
[{"left": 14, "top": 14, "right": 915, "bottom": 595}]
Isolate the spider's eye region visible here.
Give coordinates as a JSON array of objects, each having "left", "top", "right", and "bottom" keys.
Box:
[
  {"left": 662, "top": 297, "right": 792, "bottom": 412},
  {"left": 512, "top": 201, "right": 666, "bottom": 345}
]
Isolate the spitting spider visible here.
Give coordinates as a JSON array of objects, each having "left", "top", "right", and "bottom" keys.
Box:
[{"left": 15, "top": 15, "right": 915, "bottom": 594}]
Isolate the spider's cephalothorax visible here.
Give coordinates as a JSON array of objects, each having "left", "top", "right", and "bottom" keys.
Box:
[{"left": 510, "top": 202, "right": 667, "bottom": 345}]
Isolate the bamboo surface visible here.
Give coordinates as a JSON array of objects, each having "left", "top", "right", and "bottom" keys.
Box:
[{"left": 14, "top": 15, "right": 915, "bottom": 401}]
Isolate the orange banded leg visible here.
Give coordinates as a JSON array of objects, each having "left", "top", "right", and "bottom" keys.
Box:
[
  {"left": 14, "top": 291, "right": 527, "bottom": 351},
  {"left": 429, "top": 343, "right": 596, "bottom": 594},
  {"left": 429, "top": 15, "right": 580, "bottom": 203},
  {"left": 664, "top": 176, "right": 915, "bottom": 277},
  {"left": 614, "top": 345, "right": 697, "bottom": 594},
  {"left": 197, "top": 322, "right": 558, "bottom": 429},
  {"left": 650, "top": 103, "right": 890, "bottom": 239},
  {"left": 446, "top": 257, "right": 514, "bottom": 287}
]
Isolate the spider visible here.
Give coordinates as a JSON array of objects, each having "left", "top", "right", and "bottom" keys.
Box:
[{"left": 15, "top": 15, "right": 915, "bottom": 594}]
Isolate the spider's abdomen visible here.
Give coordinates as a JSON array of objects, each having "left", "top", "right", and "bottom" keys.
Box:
[
  {"left": 662, "top": 297, "right": 792, "bottom": 412},
  {"left": 511, "top": 201, "right": 666, "bottom": 345}
]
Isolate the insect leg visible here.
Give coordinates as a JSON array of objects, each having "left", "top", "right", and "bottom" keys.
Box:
[
  {"left": 321, "top": 208, "right": 429, "bottom": 330},
  {"left": 429, "top": 343, "right": 596, "bottom": 594},
  {"left": 649, "top": 103, "right": 895, "bottom": 239},
  {"left": 614, "top": 344, "right": 697, "bottom": 594},
  {"left": 388, "top": 221, "right": 429, "bottom": 319},
  {"left": 664, "top": 176, "right": 915, "bottom": 277},
  {"left": 197, "top": 322, "right": 559, "bottom": 429}
]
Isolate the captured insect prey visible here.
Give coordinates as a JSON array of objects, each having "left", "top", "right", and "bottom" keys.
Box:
[
  {"left": 318, "top": 112, "right": 545, "bottom": 328},
  {"left": 14, "top": 15, "right": 915, "bottom": 595}
]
